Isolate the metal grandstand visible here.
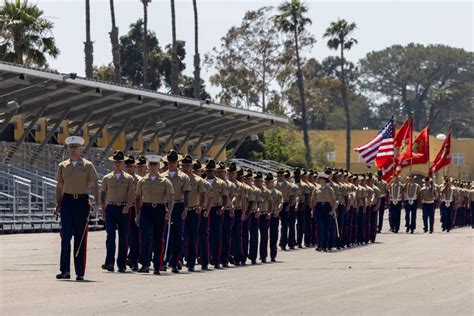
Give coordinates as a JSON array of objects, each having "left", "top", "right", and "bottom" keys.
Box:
[{"left": 0, "top": 61, "right": 289, "bottom": 233}]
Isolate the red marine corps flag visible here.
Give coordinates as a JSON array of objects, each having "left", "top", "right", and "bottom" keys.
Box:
[
  {"left": 429, "top": 128, "right": 452, "bottom": 175},
  {"left": 401, "top": 126, "right": 430, "bottom": 167},
  {"left": 394, "top": 118, "right": 413, "bottom": 165}
]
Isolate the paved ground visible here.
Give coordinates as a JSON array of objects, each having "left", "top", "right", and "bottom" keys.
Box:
[{"left": 1, "top": 215, "right": 473, "bottom": 315}]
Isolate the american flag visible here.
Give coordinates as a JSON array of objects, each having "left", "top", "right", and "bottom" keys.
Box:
[{"left": 355, "top": 118, "right": 394, "bottom": 168}]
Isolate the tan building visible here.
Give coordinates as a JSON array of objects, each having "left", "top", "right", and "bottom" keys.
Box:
[{"left": 313, "top": 129, "right": 473, "bottom": 181}]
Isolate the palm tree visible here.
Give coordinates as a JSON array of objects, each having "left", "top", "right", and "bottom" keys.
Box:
[
  {"left": 0, "top": 0, "right": 59, "bottom": 67},
  {"left": 84, "top": 0, "right": 93, "bottom": 78},
  {"left": 274, "top": 0, "right": 312, "bottom": 168},
  {"left": 192, "top": 0, "right": 201, "bottom": 99},
  {"left": 108, "top": 0, "right": 121, "bottom": 83},
  {"left": 324, "top": 19, "right": 358, "bottom": 170},
  {"left": 170, "top": 0, "right": 179, "bottom": 95},
  {"left": 141, "top": 0, "right": 151, "bottom": 89}
]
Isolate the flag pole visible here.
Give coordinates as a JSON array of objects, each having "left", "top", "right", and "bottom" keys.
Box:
[
  {"left": 426, "top": 118, "right": 430, "bottom": 176},
  {"left": 446, "top": 120, "right": 452, "bottom": 177},
  {"left": 389, "top": 119, "right": 397, "bottom": 184},
  {"left": 409, "top": 111, "right": 414, "bottom": 173}
]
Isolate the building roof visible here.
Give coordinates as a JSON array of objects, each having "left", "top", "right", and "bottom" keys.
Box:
[{"left": 0, "top": 62, "right": 288, "bottom": 148}]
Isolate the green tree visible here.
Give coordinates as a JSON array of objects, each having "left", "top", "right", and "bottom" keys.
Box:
[
  {"left": 108, "top": 0, "right": 121, "bottom": 83},
  {"left": 206, "top": 7, "right": 288, "bottom": 112},
  {"left": 274, "top": 0, "right": 313, "bottom": 167},
  {"left": 359, "top": 44, "right": 474, "bottom": 136},
  {"left": 84, "top": 0, "right": 93, "bottom": 78},
  {"left": 323, "top": 18, "right": 358, "bottom": 170},
  {"left": 141, "top": 0, "right": 151, "bottom": 89},
  {"left": 94, "top": 20, "right": 211, "bottom": 97},
  {"left": 0, "top": 0, "right": 59, "bottom": 67},
  {"left": 119, "top": 19, "right": 162, "bottom": 90},
  {"left": 192, "top": 0, "right": 201, "bottom": 99}
]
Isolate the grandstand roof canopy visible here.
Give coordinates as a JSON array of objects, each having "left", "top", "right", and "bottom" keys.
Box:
[{"left": 0, "top": 62, "right": 288, "bottom": 149}]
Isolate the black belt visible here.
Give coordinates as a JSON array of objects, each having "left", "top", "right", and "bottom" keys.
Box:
[
  {"left": 63, "top": 193, "right": 88, "bottom": 199},
  {"left": 187, "top": 206, "right": 198, "bottom": 211},
  {"left": 108, "top": 202, "right": 127, "bottom": 206},
  {"left": 316, "top": 202, "right": 330, "bottom": 205},
  {"left": 142, "top": 202, "right": 165, "bottom": 208}
]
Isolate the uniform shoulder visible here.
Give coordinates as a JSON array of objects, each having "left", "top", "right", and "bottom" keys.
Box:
[
  {"left": 123, "top": 172, "right": 134, "bottom": 180},
  {"left": 103, "top": 171, "right": 114, "bottom": 179},
  {"left": 81, "top": 157, "right": 94, "bottom": 166},
  {"left": 179, "top": 170, "right": 190, "bottom": 180}
]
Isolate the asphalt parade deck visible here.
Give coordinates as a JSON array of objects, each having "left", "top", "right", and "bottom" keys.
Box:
[{"left": 1, "top": 215, "right": 473, "bottom": 315}]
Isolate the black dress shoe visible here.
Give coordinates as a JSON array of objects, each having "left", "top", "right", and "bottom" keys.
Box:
[
  {"left": 118, "top": 268, "right": 126, "bottom": 273},
  {"left": 138, "top": 266, "right": 149, "bottom": 273},
  {"left": 251, "top": 260, "right": 257, "bottom": 265},
  {"left": 201, "top": 265, "right": 209, "bottom": 271},
  {"left": 222, "top": 263, "right": 229, "bottom": 268},
  {"left": 280, "top": 246, "right": 287, "bottom": 251},
  {"left": 177, "top": 262, "right": 183, "bottom": 270},
  {"left": 76, "top": 276, "right": 84, "bottom": 281},
  {"left": 289, "top": 246, "right": 295, "bottom": 250},
  {"left": 271, "top": 258, "right": 276, "bottom": 262},
  {"left": 316, "top": 248, "right": 322, "bottom": 252},
  {"left": 261, "top": 258, "right": 267, "bottom": 263},
  {"left": 298, "top": 244, "right": 303, "bottom": 249},
  {"left": 56, "top": 272, "right": 70, "bottom": 280},
  {"left": 214, "top": 264, "right": 222, "bottom": 269},
  {"left": 171, "top": 267, "right": 180, "bottom": 273},
  {"left": 101, "top": 264, "right": 114, "bottom": 272},
  {"left": 131, "top": 265, "right": 139, "bottom": 272},
  {"left": 153, "top": 270, "right": 161, "bottom": 275},
  {"left": 429, "top": 230, "right": 433, "bottom": 234},
  {"left": 188, "top": 267, "right": 195, "bottom": 272},
  {"left": 410, "top": 230, "right": 414, "bottom": 234},
  {"left": 234, "top": 262, "right": 242, "bottom": 266},
  {"left": 241, "top": 261, "right": 247, "bottom": 266},
  {"left": 161, "top": 265, "right": 167, "bottom": 272}
]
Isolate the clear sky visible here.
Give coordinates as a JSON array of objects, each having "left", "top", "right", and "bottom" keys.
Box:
[{"left": 36, "top": 0, "right": 473, "bottom": 97}]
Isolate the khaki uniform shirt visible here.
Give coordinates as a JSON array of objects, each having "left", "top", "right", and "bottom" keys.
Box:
[
  {"left": 230, "top": 180, "right": 247, "bottom": 210},
  {"left": 56, "top": 158, "right": 98, "bottom": 195},
  {"left": 202, "top": 180, "right": 212, "bottom": 208},
  {"left": 259, "top": 187, "right": 272, "bottom": 213},
  {"left": 162, "top": 170, "right": 191, "bottom": 201},
  {"left": 439, "top": 185, "right": 455, "bottom": 203},
  {"left": 289, "top": 182, "right": 299, "bottom": 206},
  {"left": 276, "top": 180, "right": 293, "bottom": 202},
  {"left": 389, "top": 182, "right": 404, "bottom": 203},
  {"left": 207, "top": 177, "right": 227, "bottom": 206},
  {"left": 224, "top": 179, "right": 237, "bottom": 208},
  {"left": 376, "top": 180, "right": 388, "bottom": 197},
  {"left": 296, "top": 181, "right": 310, "bottom": 204},
  {"left": 102, "top": 171, "right": 135, "bottom": 203},
  {"left": 252, "top": 184, "right": 262, "bottom": 211},
  {"left": 365, "top": 185, "right": 375, "bottom": 206},
  {"left": 404, "top": 182, "right": 420, "bottom": 203},
  {"left": 419, "top": 184, "right": 438, "bottom": 203},
  {"left": 312, "top": 184, "right": 336, "bottom": 203},
  {"left": 371, "top": 185, "right": 381, "bottom": 206},
  {"left": 188, "top": 173, "right": 207, "bottom": 208},
  {"left": 271, "top": 188, "right": 283, "bottom": 214},
  {"left": 136, "top": 174, "right": 174, "bottom": 204}
]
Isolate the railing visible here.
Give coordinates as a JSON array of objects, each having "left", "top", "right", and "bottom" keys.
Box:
[{"left": 0, "top": 166, "right": 103, "bottom": 234}]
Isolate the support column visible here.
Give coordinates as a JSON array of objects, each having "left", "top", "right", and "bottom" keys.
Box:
[
  {"left": 213, "top": 132, "right": 236, "bottom": 161},
  {"left": 200, "top": 134, "right": 219, "bottom": 160},
  {"left": 4, "top": 104, "right": 48, "bottom": 163},
  {"left": 83, "top": 115, "right": 114, "bottom": 152},
  {"left": 123, "top": 118, "right": 150, "bottom": 154},
  {"left": 30, "top": 109, "right": 71, "bottom": 163}
]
